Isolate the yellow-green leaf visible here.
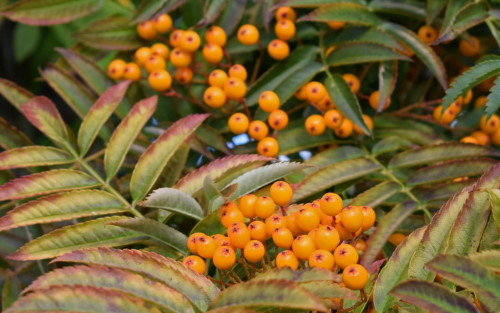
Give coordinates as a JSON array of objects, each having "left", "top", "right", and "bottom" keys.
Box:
[
  {"left": 0, "top": 78, "right": 34, "bottom": 112},
  {"left": 0, "top": 117, "right": 32, "bottom": 150},
  {"left": 0, "top": 146, "right": 73, "bottom": 170},
  {"left": 141, "top": 187, "right": 204, "bottom": 220},
  {"left": 298, "top": 2, "right": 381, "bottom": 26}
]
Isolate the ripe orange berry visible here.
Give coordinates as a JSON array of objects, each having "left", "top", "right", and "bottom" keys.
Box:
[
  {"left": 204, "top": 86, "right": 226, "bottom": 108},
  {"left": 342, "top": 74, "right": 360, "bottom": 93},
  {"left": 461, "top": 136, "right": 479, "bottom": 144},
  {"left": 237, "top": 24, "right": 259, "bottom": 45},
  {"left": 314, "top": 94, "right": 335, "bottom": 111},
  {"left": 334, "top": 217, "right": 354, "bottom": 241},
  {"left": 309, "top": 249, "right": 335, "bottom": 270},
  {"left": 273, "top": 227, "right": 294, "bottom": 249},
  {"left": 305, "top": 82, "right": 327, "bottom": 103},
  {"left": 296, "top": 207, "right": 320, "bottom": 232},
  {"left": 202, "top": 43, "right": 223, "bottom": 63},
  {"left": 182, "top": 255, "right": 206, "bottom": 274},
  {"left": 360, "top": 206, "right": 376, "bottom": 231},
  {"left": 219, "top": 201, "right": 238, "bottom": 213},
  {"left": 275, "top": 19, "right": 295, "bottom": 41},
  {"left": 463, "top": 90, "right": 473, "bottom": 104},
  {"left": 205, "top": 25, "right": 227, "bottom": 46},
  {"left": 224, "top": 77, "right": 246, "bottom": 99},
  {"left": 175, "top": 67, "right": 193, "bottom": 84},
  {"left": 492, "top": 128, "right": 500, "bottom": 145},
  {"left": 170, "top": 48, "right": 192, "bottom": 67},
  {"left": 257, "top": 137, "right": 279, "bottom": 157},
  {"left": 342, "top": 264, "right": 369, "bottom": 290},
  {"left": 314, "top": 225, "right": 340, "bottom": 252},
  {"left": 228, "top": 224, "right": 251, "bottom": 249},
  {"left": 275, "top": 6, "right": 296, "bottom": 21},
  {"left": 180, "top": 30, "right": 201, "bottom": 52},
  {"left": 255, "top": 196, "right": 276, "bottom": 219},
  {"left": 334, "top": 244, "right": 359, "bottom": 269},
  {"left": 123, "top": 63, "right": 142, "bottom": 81},
  {"left": 187, "top": 232, "right": 203, "bottom": 254},
  {"left": 340, "top": 206, "right": 364, "bottom": 233},
  {"left": 276, "top": 250, "right": 299, "bottom": 270},
  {"left": 265, "top": 214, "right": 287, "bottom": 235},
  {"left": 269, "top": 181, "right": 293, "bottom": 206},
  {"left": 219, "top": 207, "right": 245, "bottom": 228},
  {"left": 292, "top": 235, "right": 316, "bottom": 260},
  {"left": 286, "top": 213, "right": 303, "bottom": 237},
  {"left": 153, "top": 14, "right": 173, "bottom": 33},
  {"left": 305, "top": 115, "right": 326, "bottom": 136},
  {"left": 144, "top": 55, "right": 166, "bottom": 73},
  {"left": 248, "top": 120, "right": 269, "bottom": 141},
  {"left": 228, "top": 64, "right": 248, "bottom": 81},
  {"left": 268, "top": 109, "right": 289, "bottom": 130},
  {"left": 327, "top": 21, "right": 345, "bottom": 30},
  {"left": 470, "top": 131, "right": 490, "bottom": 145},
  {"left": 479, "top": 114, "right": 500, "bottom": 134},
  {"left": 474, "top": 96, "right": 487, "bottom": 108},
  {"left": 353, "top": 114, "right": 374, "bottom": 135},
  {"left": 320, "top": 193, "right": 343, "bottom": 216},
  {"left": 239, "top": 194, "right": 258, "bottom": 218},
  {"left": 354, "top": 239, "right": 367, "bottom": 252},
  {"left": 433, "top": 105, "right": 457, "bottom": 125},
  {"left": 195, "top": 234, "right": 217, "bottom": 258},
  {"left": 228, "top": 113, "right": 249, "bottom": 134},
  {"left": 169, "top": 29, "right": 185, "bottom": 47},
  {"left": 417, "top": 25, "right": 437, "bottom": 44},
  {"left": 459, "top": 36, "right": 480, "bottom": 57},
  {"left": 213, "top": 246, "right": 236, "bottom": 270},
  {"left": 295, "top": 86, "right": 308, "bottom": 100},
  {"left": 369, "top": 91, "right": 391, "bottom": 111},
  {"left": 244, "top": 240, "right": 266, "bottom": 263},
  {"left": 258, "top": 91, "right": 280, "bottom": 112},
  {"left": 212, "top": 234, "right": 229, "bottom": 246},
  {"left": 268, "top": 39, "right": 290, "bottom": 60},
  {"left": 308, "top": 227, "right": 319, "bottom": 241},
  {"left": 148, "top": 70, "right": 172, "bottom": 91},
  {"left": 248, "top": 220, "right": 268, "bottom": 242},
  {"left": 388, "top": 233, "right": 406, "bottom": 246},
  {"left": 151, "top": 43, "right": 169, "bottom": 59},
  {"left": 134, "top": 47, "right": 152, "bottom": 66},
  {"left": 137, "top": 20, "right": 157, "bottom": 40},
  {"left": 107, "top": 59, "right": 126, "bottom": 80},
  {"left": 320, "top": 213, "right": 334, "bottom": 225},
  {"left": 334, "top": 118, "right": 353, "bottom": 138},
  {"left": 208, "top": 69, "right": 228, "bottom": 87}
]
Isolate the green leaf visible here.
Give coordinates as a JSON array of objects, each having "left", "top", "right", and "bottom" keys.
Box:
[
  {"left": 202, "top": 176, "right": 224, "bottom": 214},
  {"left": 375, "top": 128, "right": 441, "bottom": 145},
  {"left": 0, "top": 78, "right": 34, "bottom": 112},
  {"left": 132, "top": 0, "right": 168, "bottom": 23},
  {"left": 191, "top": 210, "right": 225, "bottom": 236},
  {"left": 75, "top": 16, "right": 142, "bottom": 51},
  {"left": 13, "top": 24, "right": 40, "bottom": 63},
  {"left": 276, "top": 122, "right": 335, "bottom": 155},
  {"left": 389, "top": 142, "right": 500, "bottom": 168},
  {"left": 1, "top": 0, "right": 102, "bottom": 25},
  {"left": 391, "top": 281, "right": 479, "bottom": 313},
  {"left": 0, "top": 146, "right": 73, "bottom": 170},
  {"left": 485, "top": 75, "right": 500, "bottom": 118},
  {"left": 208, "top": 279, "right": 328, "bottom": 312},
  {"left": 78, "top": 81, "right": 130, "bottom": 156},
  {"left": 374, "top": 226, "right": 426, "bottom": 313},
  {"left": 372, "top": 136, "right": 414, "bottom": 156},
  {"left": 349, "top": 181, "right": 402, "bottom": 207},
  {"left": 218, "top": 0, "right": 246, "bottom": 35},
  {"left": 2, "top": 273, "right": 21, "bottom": 311},
  {"left": 141, "top": 187, "right": 204, "bottom": 220},
  {"left": 438, "top": 0, "right": 468, "bottom": 42},
  {"left": 360, "top": 202, "right": 417, "bottom": 267},
  {"left": 325, "top": 74, "right": 370, "bottom": 135},
  {"left": 0, "top": 190, "right": 127, "bottom": 231},
  {"left": 298, "top": 3, "right": 381, "bottom": 26},
  {"left": 278, "top": 0, "right": 364, "bottom": 7},
  {"left": 332, "top": 27, "right": 404, "bottom": 51},
  {"left": 300, "top": 281, "right": 357, "bottom": 301},
  {"left": 377, "top": 61, "right": 398, "bottom": 112},
  {"left": 305, "top": 145, "right": 365, "bottom": 170},
  {"left": 380, "top": 22, "right": 447, "bottom": 89},
  {"left": 369, "top": 0, "right": 426, "bottom": 20},
  {"left": 53, "top": 247, "right": 219, "bottom": 311},
  {"left": 130, "top": 114, "right": 208, "bottom": 202},
  {"left": 488, "top": 189, "right": 500, "bottom": 232},
  {"left": 426, "top": 0, "right": 447, "bottom": 24},
  {"left": 439, "top": 2, "right": 489, "bottom": 43},
  {"left": 196, "top": 0, "right": 227, "bottom": 27},
  {"left": 0, "top": 169, "right": 100, "bottom": 201},
  {"left": 104, "top": 96, "right": 157, "bottom": 180},
  {"left": 292, "top": 158, "right": 380, "bottom": 202},
  {"left": 326, "top": 42, "right": 410, "bottom": 66},
  {"left": 469, "top": 250, "right": 500, "bottom": 272},
  {"left": 0, "top": 117, "right": 32, "bottom": 150},
  {"left": 252, "top": 267, "right": 341, "bottom": 284},
  {"left": 111, "top": 217, "right": 187, "bottom": 254}
]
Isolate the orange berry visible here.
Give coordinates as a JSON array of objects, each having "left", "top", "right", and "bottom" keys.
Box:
[
  {"left": 248, "top": 120, "right": 269, "bottom": 141},
  {"left": 275, "top": 19, "right": 295, "bottom": 41},
  {"left": 208, "top": 69, "right": 228, "bottom": 87},
  {"left": 417, "top": 25, "right": 437, "bottom": 44},
  {"left": 314, "top": 94, "right": 335, "bottom": 111},
  {"left": 459, "top": 36, "right": 480, "bottom": 57},
  {"left": 320, "top": 214, "right": 334, "bottom": 226},
  {"left": 296, "top": 207, "right": 320, "bottom": 232},
  {"left": 309, "top": 249, "right": 335, "bottom": 270},
  {"left": 169, "top": 29, "right": 185, "bottom": 47},
  {"left": 320, "top": 193, "right": 343, "bottom": 216},
  {"left": 213, "top": 246, "right": 236, "bottom": 270},
  {"left": 463, "top": 90, "right": 473, "bottom": 104},
  {"left": 342, "top": 264, "right": 369, "bottom": 290},
  {"left": 292, "top": 235, "right": 316, "bottom": 260},
  {"left": 205, "top": 25, "right": 227, "bottom": 46},
  {"left": 257, "top": 137, "right": 279, "bottom": 157},
  {"left": 228, "top": 64, "right": 248, "bottom": 81},
  {"left": 123, "top": 63, "right": 142, "bottom": 81},
  {"left": 265, "top": 214, "right": 287, "bottom": 236},
  {"left": 461, "top": 136, "right": 479, "bottom": 144},
  {"left": 314, "top": 225, "right": 340, "bottom": 252},
  {"left": 153, "top": 14, "right": 173, "bottom": 33},
  {"left": 474, "top": 96, "right": 487, "bottom": 108},
  {"left": 470, "top": 131, "right": 490, "bottom": 146},
  {"left": 228, "top": 113, "right": 249, "bottom": 134},
  {"left": 195, "top": 234, "right": 217, "bottom": 258},
  {"left": 334, "top": 244, "right": 359, "bottom": 269},
  {"left": 275, "top": 6, "right": 296, "bottom": 21},
  {"left": 273, "top": 227, "right": 294, "bottom": 249},
  {"left": 354, "top": 239, "right": 367, "bottom": 252},
  {"left": 286, "top": 213, "right": 303, "bottom": 237},
  {"left": 175, "top": 67, "right": 193, "bottom": 84},
  {"left": 228, "top": 224, "right": 251, "bottom": 249},
  {"left": 369, "top": 91, "right": 391, "bottom": 111},
  {"left": 202, "top": 43, "right": 224, "bottom": 63},
  {"left": 248, "top": 220, "right": 268, "bottom": 242},
  {"left": 295, "top": 86, "right": 308, "bottom": 100},
  {"left": 334, "top": 118, "right": 353, "bottom": 138},
  {"left": 144, "top": 54, "right": 166, "bottom": 73},
  {"left": 492, "top": 128, "right": 500, "bottom": 145},
  {"left": 180, "top": 30, "right": 201, "bottom": 52},
  {"left": 134, "top": 47, "right": 152, "bottom": 66},
  {"left": 479, "top": 114, "right": 500, "bottom": 134},
  {"left": 218, "top": 201, "right": 238, "bottom": 213},
  {"left": 342, "top": 74, "right": 360, "bottom": 93},
  {"left": 255, "top": 196, "right": 276, "bottom": 219},
  {"left": 268, "top": 39, "right": 289, "bottom": 60},
  {"left": 353, "top": 114, "right": 374, "bottom": 135},
  {"left": 187, "top": 232, "right": 203, "bottom": 254},
  {"left": 334, "top": 218, "right": 353, "bottom": 241},
  {"left": 388, "top": 233, "right": 406, "bottom": 246},
  {"left": 305, "top": 82, "right": 327, "bottom": 103},
  {"left": 276, "top": 250, "right": 299, "bottom": 270},
  {"left": 151, "top": 43, "right": 169, "bottom": 59},
  {"left": 204, "top": 86, "right": 226, "bottom": 108},
  {"left": 268, "top": 109, "right": 289, "bottom": 130},
  {"left": 182, "top": 255, "right": 206, "bottom": 274},
  {"left": 360, "top": 206, "right": 376, "bottom": 231},
  {"left": 269, "top": 181, "right": 293, "bottom": 206},
  {"left": 244, "top": 240, "right": 266, "bottom": 263},
  {"left": 170, "top": 48, "right": 192, "bottom": 67},
  {"left": 433, "top": 105, "right": 457, "bottom": 125},
  {"left": 305, "top": 114, "right": 326, "bottom": 136},
  {"left": 340, "top": 206, "right": 364, "bottom": 233},
  {"left": 239, "top": 194, "right": 258, "bottom": 219},
  {"left": 107, "top": 59, "right": 126, "bottom": 80},
  {"left": 327, "top": 21, "right": 345, "bottom": 30},
  {"left": 224, "top": 77, "right": 246, "bottom": 99},
  {"left": 237, "top": 24, "right": 259, "bottom": 45},
  {"left": 308, "top": 227, "right": 319, "bottom": 241},
  {"left": 212, "top": 234, "right": 229, "bottom": 246},
  {"left": 258, "top": 91, "right": 280, "bottom": 112},
  {"left": 148, "top": 70, "right": 172, "bottom": 91},
  {"left": 219, "top": 207, "right": 245, "bottom": 228},
  {"left": 137, "top": 20, "right": 157, "bottom": 40}
]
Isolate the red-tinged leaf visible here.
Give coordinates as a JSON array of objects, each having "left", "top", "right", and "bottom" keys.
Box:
[
  {"left": 361, "top": 202, "right": 417, "bottom": 267},
  {"left": 0, "top": 190, "right": 127, "bottom": 231},
  {"left": 53, "top": 248, "right": 219, "bottom": 311},
  {"left": 104, "top": 96, "right": 157, "bottom": 180},
  {"left": 4, "top": 285, "right": 155, "bottom": 313},
  {"left": 0, "top": 78, "right": 33, "bottom": 112},
  {"left": 130, "top": 114, "right": 209, "bottom": 202},
  {"left": 277, "top": 0, "right": 364, "bottom": 7},
  {"left": 470, "top": 250, "right": 500, "bottom": 272},
  {"left": 0, "top": 169, "right": 100, "bottom": 201},
  {"left": 2, "top": 273, "right": 21, "bottom": 310},
  {"left": 252, "top": 267, "right": 342, "bottom": 284},
  {"left": 24, "top": 265, "right": 196, "bottom": 313},
  {"left": 22, "top": 96, "right": 69, "bottom": 147},
  {"left": 349, "top": 181, "right": 402, "bottom": 207},
  {"left": 7, "top": 216, "right": 147, "bottom": 261},
  {"left": 0, "top": 146, "right": 73, "bottom": 170},
  {"left": 141, "top": 188, "right": 204, "bottom": 220},
  {"left": 298, "top": 3, "right": 381, "bottom": 26},
  {"left": 374, "top": 226, "right": 427, "bottom": 313},
  {"left": 0, "top": 117, "right": 33, "bottom": 150},
  {"left": 78, "top": 81, "right": 130, "bottom": 156},
  {"left": 175, "top": 154, "right": 273, "bottom": 195}
]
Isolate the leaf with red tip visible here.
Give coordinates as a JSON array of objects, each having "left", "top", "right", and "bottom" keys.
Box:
[
  {"left": 0, "top": 78, "right": 33, "bottom": 111},
  {"left": 0, "top": 146, "right": 73, "bottom": 170},
  {"left": 0, "top": 117, "right": 32, "bottom": 150},
  {"left": 0, "top": 169, "right": 100, "bottom": 201},
  {"left": 130, "top": 114, "right": 209, "bottom": 202}
]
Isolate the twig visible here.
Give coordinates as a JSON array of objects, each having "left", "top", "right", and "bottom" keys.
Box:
[{"left": 337, "top": 289, "right": 367, "bottom": 313}]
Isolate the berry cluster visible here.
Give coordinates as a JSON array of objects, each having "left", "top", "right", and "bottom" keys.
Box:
[
  {"left": 460, "top": 113, "right": 500, "bottom": 145},
  {"left": 182, "top": 180, "right": 375, "bottom": 291}
]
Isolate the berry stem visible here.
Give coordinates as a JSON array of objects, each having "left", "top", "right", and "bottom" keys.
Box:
[
  {"left": 239, "top": 98, "right": 253, "bottom": 121},
  {"left": 240, "top": 258, "right": 252, "bottom": 278},
  {"left": 220, "top": 270, "right": 238, "bottom": 284},
  {"left": 251, "top": 40, "right": 265, "bottom": 83},
  {"left": 279, "top": 206, "right": 287, "bottom": 216},
  {"left": 228, "top": 269, "right": 243, "bottom": 283},
  {"left": 223, "top": 48, "right": 232, "bottom": 65}
]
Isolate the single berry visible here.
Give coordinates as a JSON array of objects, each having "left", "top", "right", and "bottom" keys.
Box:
[
  {"left": 417, "top": 25, "right": 437, "bottom": 44},
  {"left": 272, "top": 227, "right": 294, "bottom": 249},
  {"left": 175, "top": 67, "right": 194, "bottom": 84},
  {"left": 248, "top": 120, "right": 269, "bottom": 141},
  {"left": 195, "top": 234, "right": 217, "bottom": 258},
  {"left": 148, "top": 70, "right": 172, "bottom": 91},
  {"left": 474, "top": 96, "right": 487, "bottom": 108},
  {"left": 342, "top": 74, "right": 360, "bottom": 93},
  {"left": 433, "top": 105, "right": 457, "bottom": 125},
  {"left": 286, "top": 213, "right": 303, "bottom": 237},
  {"left": 459, "top": 36, "right": 480, "bottom": 57},
  {"left": 237, "top": 24, "right": 259, "bottom": 45},
  {"left": 268, "top": 109, "right": 289, "bottom": 130},
  {"left": 353, "top": 114, "right": 373, "bottom": 135},
  {"left": 205, "top": 25, "right": 227, "bottom": 46},
  {"left": 182, "top": 255, "right": 206, "bottom": 274},
  {"left": 153, "top": 14, "right": 173, "bottom": 33},
  {"left": 314, "top": 225, "right": 340, "bottom": 252},
  {"left": 327, "top": 21, "right": 345, "bottom": 30},
  {"left": 305, "top": 82, "right": 327, "bottom": 103},
  {"left": 202, "top": 43, "right": 223, "bottom": 63},
  {"left": 239, "top": 194, "right": 258, "bottom": 219},
  {"left": 305, "top": 115, "right": 326, "bottom": 136},
  {"left": 228, "top": 224, "right": 251, "bottom": 249},
  {"left": 204, "top": 86, "right": 226, "bottom": 108},
  {"left": 123, "top": 63, "right": 141, "bottom": 81},
  {"left": 369, "top": 91, "right": 391, "bottom": 111},
  {"left": 151, "top": 43, "right": 169, "bottom": 59},
  {"left": 144, "top": 54, "right": 166, "bottom": 73},
  {"left": 334, "top": 244, "right": 359, "bottom": 269},
  {"left": 224, "top": 77, "right": 246, "bottom": 99},
  {"left": 292, "top": 235, "right": 316, "bottom": 260},
  {"left": 294, "top": 86, "right": 307, "bottom": 100},
  {"left": 258, "top": 91, "right": 280, "bottom": 112},
  {"left": 342, "top": 264, "right": 369, "bottom": 290},
  {"left": 248, "top": 220, "right": 268, "bottom": 242},
  {"left": 244, "top": 240, "right": 266, "bottom": 263},
  {"left": 187, "top": 232, "right": 203, "bottom": 254},
  {"left": 479, "top": 114, "right": 500, "bottom": 134},
  {"left": 275, "top": 250, "right": 299, "bottom": 270},
  {"left": 309, "top": 249, "right": 335, "bottom": 270},
  {"left": 275, "top": 6, "right": 296, "bottom": 21},
  {"left": 228, "top": 113, "right": 249, "bottom": 134},
  {"left": 275, "top": 19, "right": 296, "bottom": 41},
  {"left": 213, "top": 246, "right": 236, "bottom": 270},
  {"left": 334, "top": 118, "right": 353, "bottom": 138},
  {"left": 134, "top": 47, "right": 152, "bottom": 66},
  {"left": 107, "top": 59, "right": 126, "bottom": 80},
  {"left": 180, "top": 30, "right": 201, "bottom": 52},
  {"left": 208, "top": 69, "right": 228, "bottom": 87},
  {"left": 296, "top": 207, "right": 320, "bottom": 232},
  {"left": 268, "top": 39, "right": 290, "bottom": 60},
  {"left": 257, "top": 137, "right": 279, "bottom": 157},
  {"left": 360, "top": 206, "right": 376, "bottom": 231},
  {"left": 269, "top": 181, "right": 293, "bottom": 206},
  {"left": 320, "top": 192, "right": 343, "bottom": 216},
  {"left": 255, "top": 196, "right": 276, "bottom": 219},
  {"left": 228, "top": 64, "right": 248, "bottom": 81},
  {"left": 169, "top": 30, "right": 185, "bottom": 47},
  {"left": 170, "top": 48, "right": 192, "bottom": 67},
  {"left": 265, "top": 214, "right": 287, "bottom": 235},
  {"left": 340, "top": 206, "right": 364, "bottom": 233},
  {"left": 219, "top": 206, "right": 245, "bottom": 228},
  {"left": 388, "top": 233, "right": 406, "bottom": 246},
  {"left": 137, "top": 21, "right": 157, "bottom": 40}
]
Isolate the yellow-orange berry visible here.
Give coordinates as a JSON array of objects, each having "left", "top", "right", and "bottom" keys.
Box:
[
  {"left": 255, "top": 196, "right": 276, "bottom": 219},
  {"left": 342, "top": 74, "right": 360, "bottom": 93},
  {"left": 248, "top": 120, "right": 269, "bottom": 141},
  {"left": 148, "top": 70, "right": 172, "bottom": 91},
  {"left": 309, "top": 249, "right": 335, "bottom": 270},
  {"left": 239, "top": 194, "right": 258, "bottom": 219},
  {"left": 296, "top": 207, "right": 320, "bottom": 232},
  {"left": 265, "top": 214, "right": 287, "bottom": 236},
  {"left": 335, "top": 220, "right": 353, "bottom": 241},
  {"left": 208, "top": 69, "right": 228, "bottom": 87},
  {"left": 134, "top": 47, "right": 152, "bottom": 66},
  {"left": 228, "top": 64, "right": 247, "bottom": 81},
  {"left": 219, "top": 207, "right": 244, "bottom": 228},
  {"left": 295, "top": 86, "right": 307, "bottom": 100},
  {"left": 151, "top": 43, "right": 169, "bottom": 59},
  {"left": 144, "top": 54, "right": 166, "bottom": 73},
  {"left": 202, "top": 43, "right": 223, "bottom": 63},
  {"left": 492, "top": 128, "right": 500, "bottom": 145},
  {"left": 340, "top": 206, "right": 364, "bottom": 233},
  {"left": 273, "top": 227, "right": 294, "bottom": 249},
  {"left": 248, "top": 220, "right": 268, "bottom": 242},
  {"left": 212, "top": 234, "right": 229, "bottom": 247},
  {"left": 228, "top": 113, "right": 249, "bottom": 134},
  {"left": 153, "top": 14, "right": 173, "bottom": 33},
  {"left": 327, "top": 21, "right": 345, "bottom": 30},
  {"left": 292, "top": 235, "right": 316, "bottom": 260},
  {"left": 257, "top": 137, "right": 279, "bottom": 157},
  {"left": 286, "top": 213, "right": 303, "bottom": 237},
  {"left": 187, "top": 232, "right": 203, "bottom": 254},
  {"left": 388, "top": 233, "right": 406, "bottom": 246},
  {"left": 305, "top": 115, "right": 326, "bottom": 136},
  {"left": 334, "top": 119, "right": 353, "bottom": 138},
  {"left": 195, "top": 234, "right": 217, "bottom": 258},
  {"left": 459, "top": 36, "right": 480, "bottom": 57},
  {"left": 237, "top": 24, "right": 259, "bottom": 45},
  {"left": 314, "top": 94, "right": 335, "bottom": 111},
  {"left": 433, "top": 105, "right": 457, "bottom": 125},
  {"left": 137, "top": 20, "right": 157, "bottom": 40},
  {"left": 334, "top": 244, "right": 359, "bottom": 269},
  {"left": 276, "top": 250, "right": 299, "bottom": 270},
  {"left": 314, "top": 225, "right": 340, "bottom": 252},
  {"left": 180, "top": 30, "right": 201, "bottom": 52},
  {"left": 360, "top": 205, "right": 376, "bottom": 231},
  {"left": 205, "top": 25, "right": 227, "bottom": 46},
  {"left": 269, "top": 181, "right": 293, "bottom": 206},
  {"left": 170, "top": 30, "right": 185, "bottom": 47},
  {"left": 170, "top": 48, "right": 192, "bottom": 67},
  {"left": 470, "top": 131, "right": 490, "bottom": 146},
  {"left": 228, "top": 224, "right": 251, "bottom": 249},
  {"left": 461, "top": 136, "right": 479, "bottom": 144},
  {"left": 224, "top": 77, "right": 246, "bottom": 99},
  {"left": 417, "top": 25, "right": 437, "bottom": 44},
  {"left": 353, "top": 114, "right": 374, "bottom": 135},
  {"left": 275, "top": 19, "right": 295, "bottom": 41},
  {"left": 183, "top": 255, "right": 206, "bottom": 274},
  {"left": 369, "top": 91, "right": 391, "bottom": 111},
  {"left": 323, "top": 110, "right": 343, "bottom": 130},
  {"left": 213, "top": 246, "right": 236, "bottom": 270},
  {"left": 204, "top": 86, "right": 226, "bottom": 108},
  {"left": 474, "top": 96, "right": 487, "bottom": 108},
  {"left": 275, "top": 6, "right": 296, "bottom": 21},
  {"left": 259, "top": 91, "right": 280, "bottom": 112},
  {"left": 107, "top": 59, "right": 127, "bottom": 80},
  {"left": 244, "top": 240, "right": 265, "bottom": 263},
  {"left": 342, "top": 264, "right": 369, "bottom": 290},
  {"left": 123, "top": 63, "right": 142, "bottom": 81},
  {"left": 268, "top": 109, "right": 289, "bottom": 130},
  {"left": 479, "top": 114, "right": 500, "bottom": 134},
  {"left": 268, "top": 39, "right": 289, "bottom": 60},
  {"left": 463, "top": 90, "right": 473, "bottom": 104},
  {"left": 305, "top": 82, "right": 327, "bottom": 103},
  {"left": 175, "top": 67, "right": 193, "bottom": 84}
]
